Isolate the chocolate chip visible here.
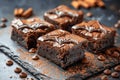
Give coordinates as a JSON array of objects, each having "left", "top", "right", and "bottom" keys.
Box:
[
  {"left": 6, "top": 60, "right": 13, "bottom": 66},
  {"left": 32, "top": 55, "right": 39, "bottom": 60},
  {"left": 118, "top": 20, "right": 120, "bottom": 24},
  {"left": 101, "top": 75, "right": 108, "bottom": 80},
  {"left": 1, "top": 18, "right": 7, "bottom": 22},
  {"left": 103, "top": 69, "right": 111, "bottom": 75},
  {"left": 105, "top": 49, "right": 111, "bottom": 55},
  {"left": 86, "top": 12, "right": 93, "bottom": 17},
  {"left": 112, "top": 51, "right": 120, "bottom": 58},
  {"left": 114, "top": 23, "right": 119, "bottom": 28},
  {"left": 19, "top": 72, "right": 27, "bottom": 78},
  {"left": 111, "top": 72, "right": 119, "bottom": 78},
  {"left": 14, "top": 67, "right": 22, "bottom": 73},
  {"left": 29, "top": 78, "right": 34, "bottom": 80},
  {"left": 114, "top": 65, "right": 120, "bottom": 72},
  {"left": 29, "top": 48, "right": 36, "bottom": 53},
  {"left": 0, "top": 23, "right": 6, "bottom": 28},
  {"left": 97, "top": 55, "right": 105, "bottom": 61},
  {"left": 9, "top": 75, "right": 12, "bottom": 78}
]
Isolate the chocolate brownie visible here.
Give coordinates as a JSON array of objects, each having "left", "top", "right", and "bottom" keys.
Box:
[
  {"left": 72, "top": 20, "right": 116, "bottom": 53},
  {"left": 37, "top": 29, "right": 88, "bottom": 68},
  {"left": 44, "top": 5, "right": 83, "bottom": 31},
  {"left": 11, "top": 17, "right": 55, "bottom": 50}
]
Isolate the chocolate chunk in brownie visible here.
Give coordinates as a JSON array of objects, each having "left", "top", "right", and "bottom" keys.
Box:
[
  {"left": 72, "top": 20, "right": 116, "bottom": 53},
  {"left": 37, "top": 29, "right": 88, "bottom": 68},
  {"left": 44, "top": 5, "right": 83, "bottom": 31},
  {"left": 11, "top": 17, "right": 55, "bottom": 50}
]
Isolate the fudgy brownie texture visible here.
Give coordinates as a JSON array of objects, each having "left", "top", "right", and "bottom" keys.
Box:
[
  {"left": 11, "top": 17, "right": 55, "bottom": 50},
  {"left": 72, "top": 20, "right": 116, "bottom": 53},
  {"left": 44, "top": 5, "right": 83, "bottom": 31},
  {"left": 37, "top": 29, "right": 88, "bottom": 68}
]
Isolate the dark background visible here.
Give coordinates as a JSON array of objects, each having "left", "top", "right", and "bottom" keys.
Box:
[{"left": 0, "top": 0, "right": 120, "bottom": 26}]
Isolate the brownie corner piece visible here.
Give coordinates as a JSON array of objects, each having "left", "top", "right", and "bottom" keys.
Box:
[
  {"left": 72, "top": 20, "right": 116, "bottom": 53},
  {"left": 37, "top": 29, "right": 87, "bottom": 68},
  {"left": 44, "top": 5, "right": 83, "bottom": 31},
  {"left": 11, "top": 17, "right": 55, "bottom": 50}
]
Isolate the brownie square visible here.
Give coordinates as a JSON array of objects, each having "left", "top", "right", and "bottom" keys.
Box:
[
  {"left": 11, "top": 17, "right": 55, "bottom": 50},
  {"left": 72, "top": 20, "right": 116, "bottom": 53},
  {"left": 37, "top": 29, "right": 88, "bottom": 68},
  {"left": 44, "top": 5, "right": 83, "bottom": 31}
]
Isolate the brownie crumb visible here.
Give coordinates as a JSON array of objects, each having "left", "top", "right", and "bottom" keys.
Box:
[
  {"left": 6, "top": 60, "right": 13, "bottom": 66},
  {"left": 19, "top": 72, "right": 27, "bottom": 78},
  {"left": 14, "top": 67, "right": 22, "bottom": 73}
]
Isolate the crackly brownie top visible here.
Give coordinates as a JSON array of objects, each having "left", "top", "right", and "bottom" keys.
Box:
[
  {"left": 38, "top": 29, "right": 87, "bottom": 47},
  {"left": 38, "top": 29, "right": 87, "bottom": 59},
  {"left": 72, "top": 20, "right": 115, "bottom": 40},
  {"left": 44, "top": 5, "right": 83, "bottom": 21},
  {"left": 11, "top": 17, "right": 55, "bottom": 33}
]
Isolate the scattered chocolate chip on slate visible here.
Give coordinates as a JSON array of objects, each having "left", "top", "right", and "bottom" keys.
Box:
[
  {"left": 1, "top": 18, "right": 7, "bottom": 22},
  {"left": 114, "top": 65, "right": 120, "bottom": 72},
  {"left": 114, "top": 23, "right": 119, "bottom": 28},
  {"left": 32, "top": 55, "right": 39, "bottom": 60},
  {"left": 114, "top": 20, "right": 120, "bottom": 28},
  {"left": 97, "top": 55, "right": 105, "bottom": 61},
  {"left": 111, "top": 72, "right": 119, "bottom": 78},
  {"left": 6, "top": 60, "right": 13, "bottom": 66},
  {"left": 29, "top": 48, "right": 36, "bottom": 53},
  {"left": 101, "top": 75, "right": 108, "bottom": 80},
  {"left": 103, "top": 69, "right": 111, "bottom": 75},
  {"left": 19, "top": 72, "right": 27, "bottom": 78},
  {"left": 14, "top": 67, "right": 22, "bottom": 73},
  {"left": 118, "top": 20, "right": 120, "bottom": 24},
  {"left": 0, "top": 23, "right": 6, "bottom": 28},
  {"left": 86, "top": 12, "right": 93, "bottom": 17}
]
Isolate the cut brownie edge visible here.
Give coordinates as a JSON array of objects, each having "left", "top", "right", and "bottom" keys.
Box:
[
  {"left": 37, "top": 29, "right": 87, "bottom": 68},
  {"left": 72, "top": 20, "right": 116, "bottom": 53},
  {"left": 44, "top": 5, "right": 83, "bottom": 31},
  {"left": 11, "top": 17, "right": 55, "bottom": 50}
]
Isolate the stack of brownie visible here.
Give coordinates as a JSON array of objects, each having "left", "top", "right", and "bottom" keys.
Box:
[{"left": 11, "top": 5, "right": 116, "bottom": 69}]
